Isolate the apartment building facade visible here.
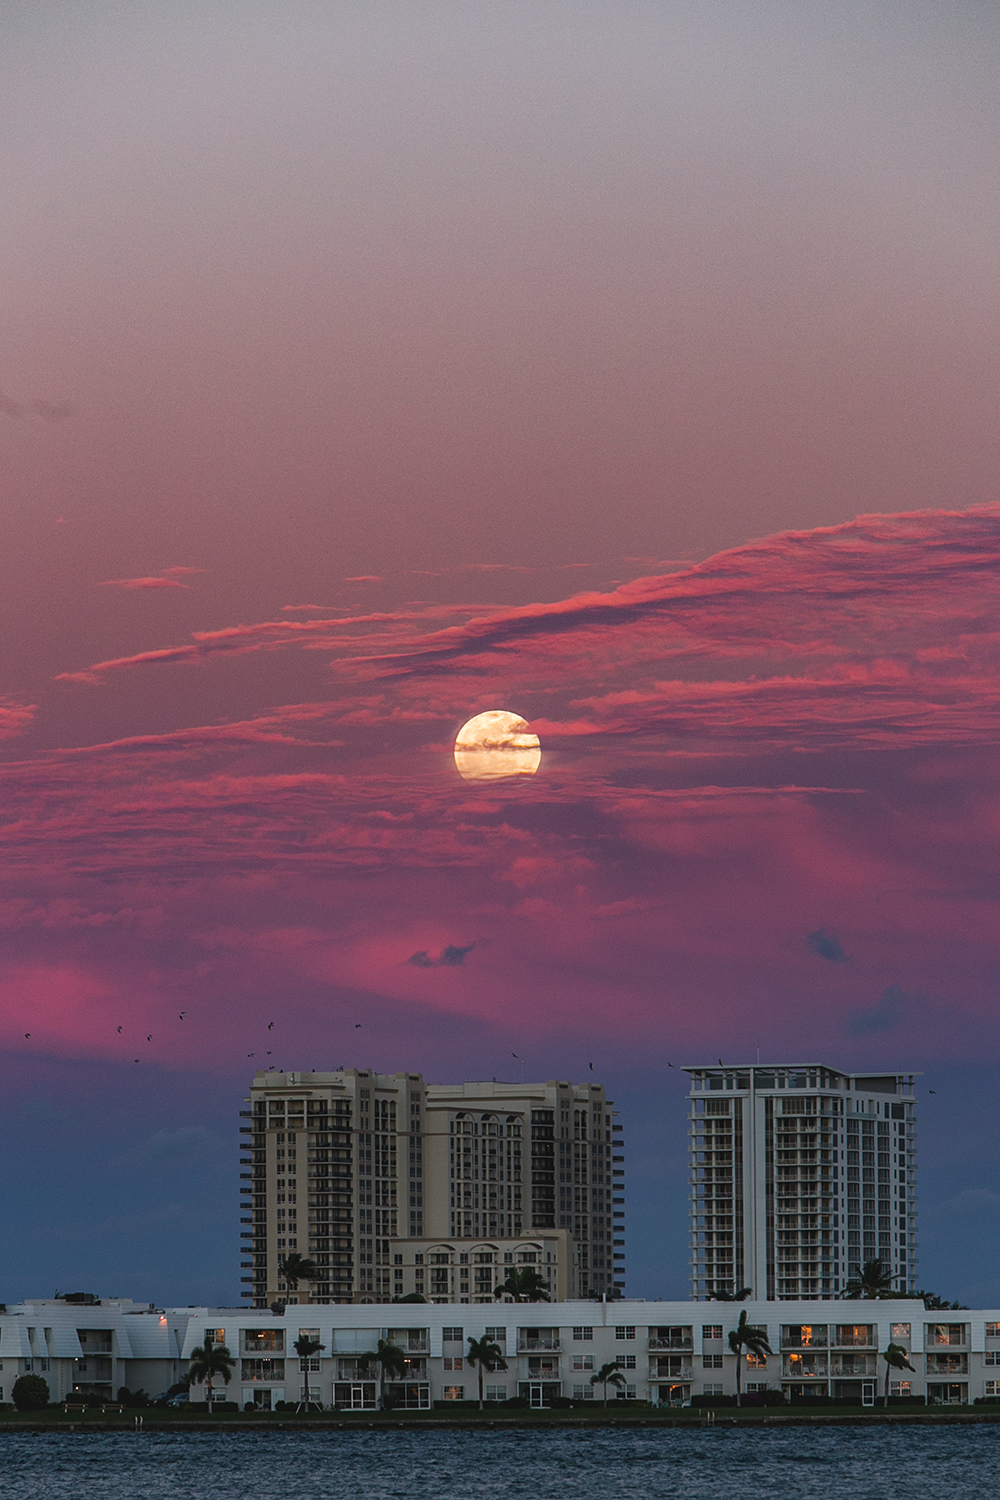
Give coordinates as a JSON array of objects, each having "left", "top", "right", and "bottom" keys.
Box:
[
  {"left": 7, "top": 1297, "right": 994, "bottom": 1410},
  {"left": 241, "top": 1070, "right": 622, "bottom": 1306},
  {"left": 684, "top": 1064, "right": 918, "bottom": 1301}
]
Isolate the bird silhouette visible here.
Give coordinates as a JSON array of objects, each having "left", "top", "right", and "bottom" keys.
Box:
[
  {"left": 24, "top": 1032, "right": 30, "bottom": 1039},
  {"left": 147, "top": 1034, "right": 152, "bottom": 1041},
  {"left": 134, "top": 1058, "right": 139, "bottom": 1063},
  {"left": 929, "top": 1090, "right": 937, "bottom": 1095},
  {"left": 117, "top": 1026, "right": 122, "bottom": 1034},
  {"left": 718, "top": 1058, "right": 723, "bottom": 1065},
  {"left": 355, "top": 1024, "right": 361, "bottom": 1028},
  {"left": 179, "top": 1012, "right": 186, "bottom": 1020},
  {"left": 266, "top": 1050, "right": 272, "bottom": 1055},
  {"left": 267, "top": 1022, "right": 274, "bottom": 1030},
  {"left": 248, "top": 1053, "right": 254, "bottom": 1057},
  {"left": 667, "top": 1062, "right": 674, "bottom": 1068},
  {"left": 589, "top": 1063, "right": 594, "bottom": 1071}
]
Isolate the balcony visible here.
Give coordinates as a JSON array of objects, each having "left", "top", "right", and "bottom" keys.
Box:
[
  {"left": 649, "top": 1336, "right": 692, "bottom": 1351},
  {"left": 518, "top": 1338, "right": 560, "bottom": 1353}
]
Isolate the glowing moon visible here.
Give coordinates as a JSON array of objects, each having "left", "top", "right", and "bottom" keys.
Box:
[{"left": 454, "top": 710, "right": 541, "bottom": 781}]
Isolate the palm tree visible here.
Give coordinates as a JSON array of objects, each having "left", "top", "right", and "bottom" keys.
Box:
[
  {"left": 293, "top": 1334, "right": 325, "bottom": 1411},
  {"left": 590, "top": 1361, "right": 627, "bottom": 1407},
  {"left": 728, "top": 1310, "right": 772, "bottom": 1407},
  {"left": 188, "top": 1341, "right": 234, "bottom": 1407},
  {"left": 842, "top": 1259, "right": 897, "bottom": 1300},
  {"left": 357, "top": 1338, "right": 408, "bottom": 1410},
  {"left": 277, "top": 1252, "right": 318, "bottom": 1294},
  {"left": 493, "top": 1267, "right": 551, "bottom": 1303},
  {"left": 711, "top": 1286, "right": 752, "bottom": 1302},
  {"left": 881, "top": 1341, "right": 915, "bottom": 1406},
  {"left": 466, "top": 1335, "right": 508, "bottom": 1410}
]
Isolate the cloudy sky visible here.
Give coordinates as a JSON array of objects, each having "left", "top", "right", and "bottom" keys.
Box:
[{"left": 3, "top": 0, "right": 1000, "bottom": 1306}]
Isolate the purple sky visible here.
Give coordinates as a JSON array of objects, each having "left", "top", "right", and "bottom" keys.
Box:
[{"left": 2, "top": 1, "right": 1000, "bottom": 1306}]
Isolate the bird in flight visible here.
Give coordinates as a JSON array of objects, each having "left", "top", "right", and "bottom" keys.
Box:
[
  {"left": 24, "top": 1032, "right": 30, "bottom": 1039},
  {"left": 589, "top": 1063, "right": 594, "bottom": 1071},
  {"left": 929, "top": 1090, "right": 937, "bottom": 1095},
  {"left": 667, "top": 1062, "right": 674, "bottom": 1068},
  {"left": 268, "top": 1022, "right": 274, "bottom": 1030},
  {"left": 355, "top": 1023, "right": 361, "bottom": 1028},
  {"left": 248, "top": 1053, "right": 254, "bottom": 1057},
  {"left": 117, "top": 1026, "right": 122, "bottom": 1034},
  {"left": 147, "top": 1034, "right": 153, "bottom": 1041},
  {"left": 718, "top": 1058, "right": 723, "bottom": 1065},
  {"left": 179, "top": 1012, "right": 186, "bottom": 1020}
]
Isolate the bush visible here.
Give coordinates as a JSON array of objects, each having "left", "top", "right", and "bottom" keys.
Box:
[
  {"left": 503, "top": 1397, "right": 531, "bottom": 1409},
  {"left": 548, "top": 1396, "right": 573, "bottom": 1409},
  {"left": 690, "top": 1395, "right": 738, "bottom": 1409},
  {"left": 244, "top": 1401, "right": 257, "bottom": 1412},
  {"left": 211, "top": 1401, "right": 239, "bottom": 1412},
  {"left": 12, "top": 1375, "right": 50, "bottom": 1412}
]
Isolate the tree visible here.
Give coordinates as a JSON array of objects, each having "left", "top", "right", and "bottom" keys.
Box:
[
  {"left": 391, "top": 1292, "right": 427, "bottom": 1303},
  {"left": 12, "top": 1374, "right": 49, "bottom": 1411},
  {"left": 293, "top": 1335, "right": 325, "bottom": 1411},
  {"left": 710, "top": 1287, "right": 752, "bottom": 1302},
  {"left": 357, "top": 1338, "right": 408, "bottom": 1409},
  {"left": 493, "top": 1267, "right": 551, "bottom": 1303},
  {"left": 590, "top": 1362, "right": 627, "bottom": 1407},
  {"left": 914, "top": 1289, "right": 968, "bottom": 1310},
  {"left": 842, "top": 1259, "right": 898, "bottom": 1300},
  {"left": 277, "top": 1252, "right": 318, "bottom": 1293},
  {"left": 466, "top": 1335, "right": 508, "bottom": 1409},
  {"left": 881, "top": 1342, "right": 915, "bottom": 1406},
  {"left": 728, "top": 1310, "right": 773, "bottom": 1407},
  {"left": 188, "top": 1341, "right": 234, "bottom": 1406}
]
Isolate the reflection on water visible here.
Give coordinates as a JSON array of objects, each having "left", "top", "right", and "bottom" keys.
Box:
[{"left": 3, "top": 1425, "right": 999, "bottom": 1500}]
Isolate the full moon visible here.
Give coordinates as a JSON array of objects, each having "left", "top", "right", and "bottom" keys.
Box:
[{"left": 454, "top": 710, "right": 541, "bottom": 781}]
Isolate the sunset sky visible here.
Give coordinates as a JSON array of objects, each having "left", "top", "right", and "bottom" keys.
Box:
[{"left": 3, "top": 1, "right": 1000, "bottom": 1307}]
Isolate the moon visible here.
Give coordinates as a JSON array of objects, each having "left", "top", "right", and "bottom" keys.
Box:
[{"left": 454, "top": 710, "right": 541, "bottom": 781}]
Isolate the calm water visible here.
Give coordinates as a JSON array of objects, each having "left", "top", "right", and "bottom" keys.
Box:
[{"left": 2, "top": 1426, "right": 999, "bottom": 1499}]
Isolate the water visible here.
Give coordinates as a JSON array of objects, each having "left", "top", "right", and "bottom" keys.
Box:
[{"left": 2, "top": 1426, "right": 999, "bottom": 1499}]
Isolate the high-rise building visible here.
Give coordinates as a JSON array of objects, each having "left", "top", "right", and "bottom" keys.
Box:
[
  {"left": 683, "top": 1063, "right": 918, "bottom": 1301},
  {"left": 240, "top": 1070, "right": 622, "bottom": 1306}
]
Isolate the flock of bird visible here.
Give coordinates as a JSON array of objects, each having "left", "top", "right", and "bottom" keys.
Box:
[{"left": 22, "top": 1011, "right": 366, "bottom": 1068}]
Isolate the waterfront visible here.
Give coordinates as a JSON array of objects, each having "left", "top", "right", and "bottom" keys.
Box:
[{"left": 3, "top": 1425, "right": 1000, "bottom": 1500}]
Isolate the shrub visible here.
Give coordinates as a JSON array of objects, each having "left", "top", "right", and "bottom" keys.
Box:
[
  {"left": 690, "top": 1395, "right": 737, "bottom": 1409},
  {"left": 244, "top": 1402, "right": 257, "bottom": 1412},
  {"left": 12, "top": 1375, "right": 50, "bottom": 1411},
  {"left": 503, "top": 1397, "right": 531, "bottom": 1409}
]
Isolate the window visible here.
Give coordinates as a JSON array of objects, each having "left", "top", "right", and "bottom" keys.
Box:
[
  {"left": 890, "top": 1382, "right": 912, "bottom": 1396},
  {"left": 614, "top": 1355, "right": 636, "bottom": 1370},
  {"left": 746, "top": 1353, "right": 768, "bottom": 1369},
  {"left": 485, "top": 1386, "right": 507, "bottom": 1402},
  {"left": 615, "top": 1326, "right": 636, "bottom": 1341},
  {"left": 572, "top": 1355, "right": 594, "bottom": 1371},
  {"left": 572, "top": 1384, "right": 594, "bottom": 1400},
  {"left": 986, "top": 1323, "right": 1000, "bottom": 1339},
  {"left": 890, "top": 1323, "right": 911, "bottom": 1341},
  {"left": 702, "top": 1325, "right": 723, "bottom": 1340},
  {"left": 443, "top": 1357, "right": 464, "bottom": 1371},
  {"left": 205, "top": 1328, "right": 225, "bottom": 1345},
  {"left": 442, "top": 1327, "right": 463, "bottom": 1343},
  {"left": 702, "top": 1383, "right": 723, "bottom": 1396},
  {"left": 485, "top": 1327, "right": 506, "bottom": 1344},
  {"left": 572, "top": 1326, "right": 594, "bottom": 1341},
  {"left": 745, "top": 1383, "right": 769, "bottom": 1393},
  {"left": 986, "top": 1382, "right": 1000, "bottom": 1398},
  {"left": 703, "top": 1354, "right": 723, "bottom": 1369},
  {"left": 985, "top": 1352, "right": 1000, "bottom": 1366},
  {"left": 442, "top": 1386, "right": 465, "bottom": 1401}
]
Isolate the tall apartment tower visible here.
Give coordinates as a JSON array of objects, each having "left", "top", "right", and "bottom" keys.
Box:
[
  {"left": 683, "top": 1063, "right": 918, "bottom": 1301},
  {"left": 240, "top": 1070, "right": 622, "bottom": 1306}
]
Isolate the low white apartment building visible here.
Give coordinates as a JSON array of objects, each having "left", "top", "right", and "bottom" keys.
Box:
[{"left": 1, "top": 1297, "right": 997, "bottom": 1409}]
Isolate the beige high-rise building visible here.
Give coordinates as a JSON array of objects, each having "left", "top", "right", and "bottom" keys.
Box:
[{"left": 240, "top": 1070, "right": 623, "bottom": 1306}]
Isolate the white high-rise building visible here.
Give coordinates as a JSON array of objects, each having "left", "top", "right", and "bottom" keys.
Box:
[{"left": 683, "top": 1064, "right": 918, "bottom": 1301}]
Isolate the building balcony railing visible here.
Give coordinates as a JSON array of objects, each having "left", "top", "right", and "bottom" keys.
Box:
[
  {"left": 518, "top": 1339, "right": 560, "bottom": 1352},
  {"left": 648, "top": 1337, "right": 693, "bottom": 1350}
]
